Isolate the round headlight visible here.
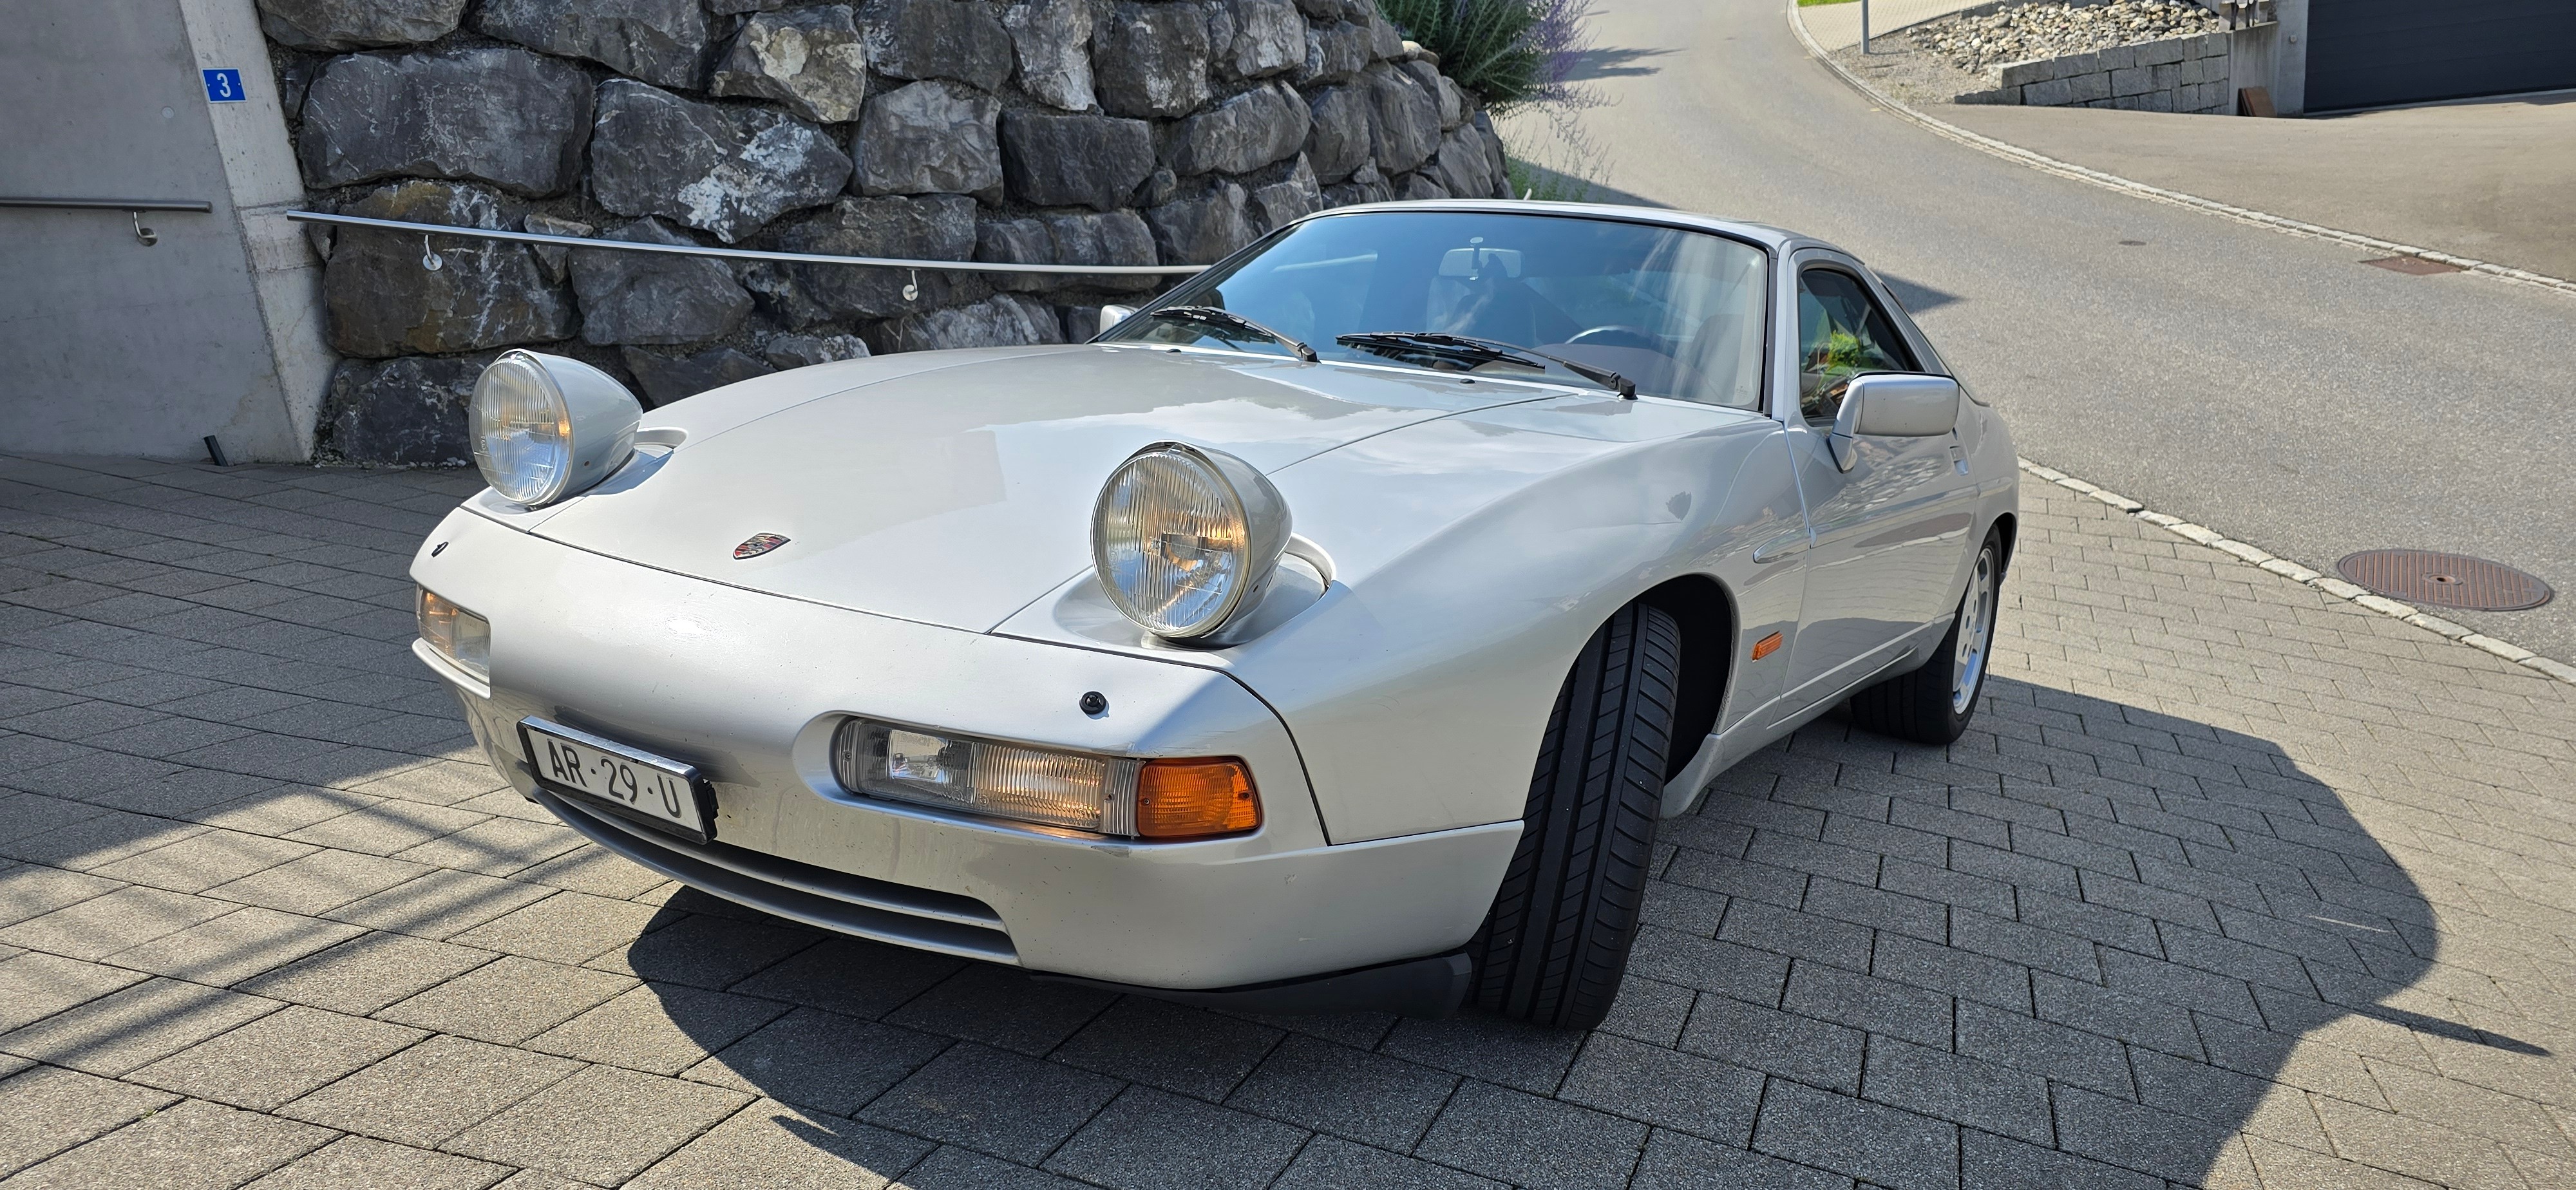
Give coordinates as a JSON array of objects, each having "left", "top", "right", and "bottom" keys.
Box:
[
  {"left": 1092, "top": 443, "right": 1292, "bottom": 640},
  {"left": 471, "top": 350, "right": 642, "bottom": 508}
]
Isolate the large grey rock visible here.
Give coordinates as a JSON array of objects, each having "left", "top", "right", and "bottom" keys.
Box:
[
  {"left": 323, "top": 182, "right": 574, "bottom": 357},
  {"left": 976, "top": 211, "right": 1159, "bottom": 293},
  {"left": 1224, "top": 0, "right": 1307, "bottom": 79},
  {"left": 1475, "top": 113, "right": 1511, "bottom": 198},
  {"left": 321, "top": 354, "right": 486, "bottom": 465},
  {"left": 1302, "top": 83, "right": 1371, "bottom": 182},
  {"left": 710, "top": 6, "right": 870, "bottom": 124},
  {"left": 1399, "top": 171, "right": 1450, "bottom": 201},
  {"left": 1247, "top": 155, "right": 1320, "bottom": 231},
  {"left": 477, "top": 0, "right": 709, "bottom": 91},
  {"left": 999, "top": 112, "right": 1155, "bottom": 211},
  {"left": 1146, "top": 182, "right": 1253, "bottom": 264},
  {"left": 876, "top": 294, "right": 1065, "bottom": 354},
  {"left": 1365, "top": 8, "right": 1406, "bottom": 59},
  {"left": 775, "top": 194, "right": 986, "bottom": 319},
  {"left": 1094, "top": 3, "right": 1211, "bottom": 118},
  {"left": 764, "top": 332, "right": 872, "bottom": 368},
  {"left": 257, "top": 0, "right": 464, "bottom": 50},
  {"left": 1170, "top": 82, "right": 1309, "bottom": 176},
  {"left": 1003, "top": 0, "right": 1095, "bottom": 111},
  {"left": 1294, "top": 19, "right": 1370, "bottom": 86},
  {"left": 589, "top": 80, "right": 852, "bottom": 243},
  {"left": 855, "top": 80, "right": 1002, "bottom": 196},
  {"left": 860, "top": 0, "right": 1014, "bottom": 91},
  {"left": 1321, "top": 162, "right": 1392, "bottom": 208},
  {"left": 569, "top": 219, "right": 752, "bottom": 346},
  {"left": 735, "top": 261, "right": 837, "bottom": 327},
  {"left": 299, "top": 48, "right": 591, "bottom": 196},
  {"left": 1291, "top": 0, "right": 1338, "bottom": 16},
  {"left": 620, "top": 346, "right": 775, "bottom": 406},
  {"left": 1363, "top": 63, "right": 1441, "bottom": 175},
  {"left": 1428, "top": 126, "right": 1495, "bottom": 202},
  {"left": 521, "top": 212, "right": 594, "bottom": 282}
]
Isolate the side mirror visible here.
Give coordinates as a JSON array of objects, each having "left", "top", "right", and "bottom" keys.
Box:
[
  {"left": 1096, "top": 304, "right": 1135, "bottom": 333},
  {"left": 1829, "top": 373, "right": 1960, "bottom": 471}
]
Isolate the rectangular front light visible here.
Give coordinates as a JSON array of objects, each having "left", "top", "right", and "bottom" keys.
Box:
[
  {"left": 416, "top": 587, "right": 490, "bottom": 681},
  {"left": 832, "top": 719, "right": 1262, "bottom": 840}
]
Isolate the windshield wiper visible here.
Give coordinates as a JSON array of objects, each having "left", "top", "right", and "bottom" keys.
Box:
[
  {"left": 1335, "top": 331, "right": 1636, "bottom": 399},
  {"left": 1145, "top": 305, "right": 1318, "bottom": 363}
]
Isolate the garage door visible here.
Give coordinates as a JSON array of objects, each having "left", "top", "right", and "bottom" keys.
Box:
[{"left": 2307, "top": 0, "right": 2576, "bottom": 110}]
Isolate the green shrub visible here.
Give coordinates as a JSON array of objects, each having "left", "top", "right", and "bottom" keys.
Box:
[{"left": 1378, "top": 0, "right": 1596, "bottom": 112}]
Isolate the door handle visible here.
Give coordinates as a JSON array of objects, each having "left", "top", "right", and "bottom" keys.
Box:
[{"left": 1752, "top": 536, "right": 1808, "bottom": 564}]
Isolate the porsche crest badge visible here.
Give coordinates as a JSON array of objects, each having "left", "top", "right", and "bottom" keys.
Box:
[{"left": 732, "top": 533, "right": 790, "bottom": 560}]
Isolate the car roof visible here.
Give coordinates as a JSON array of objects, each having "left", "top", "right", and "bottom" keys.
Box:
[{"left": 1289, "top": 199, "right": 1845, "bottom": 261}]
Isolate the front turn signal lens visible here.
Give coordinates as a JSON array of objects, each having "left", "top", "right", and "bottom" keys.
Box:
[
  {"left": 417, "top": 587, "right": 490, "bottom": 682},
  {"left": 1135, "top": 758, "right": 1260, "bottom": 839}
]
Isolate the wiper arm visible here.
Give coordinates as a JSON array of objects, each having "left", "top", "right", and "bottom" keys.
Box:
[
  {"left": 1145, "top": 305, "right": 1318, "bottom": 363},
  {"left": 1336, "top": 331, "right": 1636, "bottom": 399}
]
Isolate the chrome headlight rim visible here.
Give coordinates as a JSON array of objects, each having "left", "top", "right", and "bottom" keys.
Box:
[
  {"left": 470, "top": 349, "right": 643, "bottom": 509},
  {"left": 1089, "top": 441, "right": 1293, "bottom": 641}
]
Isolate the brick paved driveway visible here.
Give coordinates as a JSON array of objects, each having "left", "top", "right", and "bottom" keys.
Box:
[{"left": 3, "top": 453, "right": 2573, "bottom": 1189}]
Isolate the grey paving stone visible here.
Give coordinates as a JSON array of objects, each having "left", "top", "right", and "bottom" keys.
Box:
[
  {"left": 321, "top": 868, "right": 554, "bottom": 939},
  {"left": 1050, "top": 997, "right": 1282, "bottom": 1101},
  {"left": 0, "top": 1064, "right": 180, "bottom": 1178},
  {"left": 685, "top": 1007, "right": 950, "bottom": 1115},
  {"left": 129, "top": 1003, "right": 428, "bottom": 1110},
  {"left": 0, "top": 950, "right": 147, "bottom": 1031},
  {"left": 1878, "top": 858, "right": 2018, "bottom": 919},
  {"left": 285, "top": 800, "right": 487, "bottom": 856},
  {"left": 0, "top": 883, "right": 235, "bottom": 959},
  {"left": 1627, "top": 926, "right": 1795, "bottom": 1003},
  {"left": 628, "top": 1098, "right": 931, "bottom": 1190},
  {"left": 0, "top": 862, "right": 122, "bottom": 927},
  {"left": 587, "top": 909, "right": 817, "bottom": 988},
  {"left": 529, "top": 982, "right": 791, "bottom": 1075},
  {"left": 240, "top": 1135, "right": 514, "bottom": 1190},
  {"left": 0, "top": 976, "right": 280, "bottom": 1075},
  {"left": 882, "top": 963, "right": 1117, "bottom": 1056},
  {"left": 444, "top": 1063, "right": 752, "bottom": 1186},
  {"left": 377, "top": 954, "right": 634, "bottom": 1044},
  {"left": 191, "top": 785, "right": 385, "bottom": 836},
  {"left": 448, "top": 890, "right": 665, "bottom": 965},
  {"left": 1630, "top": 1128, "right": 1855, "bottom": 1190},
  {"left": 1677, "top": 992, "right": 1865, "bottom": 1094},
  {"left": 86, "top": 829, "right": 314, "bottom": 894},
  {"left": 1225, "top": 1033, "right": 1455, "bottom": 1150},
  {"left": 893, "top": 1145, "right": 1096, "bottom": 1189},
  {"left": 1958, "top": 1126, "right": 2161, "bottom": 1190},
  {"left": 1873, "top": 931, "right": 2034, "bottom": 1012},
  {"left": 1596, "top": 975, "right": 1696, "bottom": 1048},
  {"left": 1642, "top": 877, "right": 1730, "bottom": 935},
  {"left": 1750, "top": 1079, "right": 1959, "bottom": 1190},
  {"left": 204, "top": 847, "right": 433, "bottom": 916},
  {"left": 1379, "top": 1012, "right": 1587, "bottom": 1093},
  {"left": 234, "top": 931, "right": 496, "bottom": 1015},
  {"left": 1044, "top": 1084, "right": 1308, "bottom": 1190},
  {"left": 731, "top": 935, "right": 966, "bottom": 1019},
  {"left": 280, "top": 1034, "right": 585, "bottom": 1147},
  {"left": 1954, "top": 1000, "right": 2136, "bottom": 1098},
  {"left": 860, "top": 1043, "right": 1121, "bottom": 1163},
  {"left": 1803, "top": 876, "right": 1947, "bottom": 942},
  {"left": 1783, "top": 962, "right": 1953, "bottom": 1049},
  {"left": 1560, "top": 1032, "right": 1765, "bottom": 1144},
  {"left": 2049, "top": 1083, "right": 2243, "bottom": 1182},
  {"left": 509, "top": 844, "right": 677, "bottom": 900},
  {"left": 1861, "top": 1036, "right": 2052, "bottom": 1144},
  {"left": 391, "top": 817, "right": 586, "bottom": 876},
  {"left": 2033, "top": 972, "right": 2205, "bottom": 1059},
  {"left": 1268, "top": 1136, "right": 1506, "bottom": 1190},
  {"left": 1415, "top": 1080, "right": 1648, "bottom": 1190},
  {"left": 0, "top": 1097, "right": 334, "bottom": 1190},
  {"left": 1719, "top": 899, "right": 1877, "bottom": 970},
  {"left": 104, "top": 904, "right": 366, "bottom": 985}
]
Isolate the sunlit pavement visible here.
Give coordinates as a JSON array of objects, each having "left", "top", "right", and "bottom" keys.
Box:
[{"left": 3, "top": 454, "right": 2572, "bottom": 1189}]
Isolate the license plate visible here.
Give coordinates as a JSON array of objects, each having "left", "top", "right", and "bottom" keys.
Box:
[{"left": 519, "top": 718, "right": 715, "bottom": 845}]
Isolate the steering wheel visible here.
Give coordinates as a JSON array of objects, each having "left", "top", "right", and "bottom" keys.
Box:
[{"left": 1566, "top": 325, "right": 1663, "bottom": 353}]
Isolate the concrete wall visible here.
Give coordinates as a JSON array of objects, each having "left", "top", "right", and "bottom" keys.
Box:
[
  {"left": 0, "top": 0, "right": 333, "bottom": 462},
  {"left": 1961, "top": 29, "right": 2237, "bottom": 113}
]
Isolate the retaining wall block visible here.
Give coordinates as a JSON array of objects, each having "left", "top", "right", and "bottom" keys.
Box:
[
  {"left": 2022, "top": 76, "right": 2077, "bottom": 106},
  {"left": 2069, "top": 70, "right": 2112, "bottom": 102},
  {"left": 1955, "top": 86, "right": 2021, "bottom": 105},
  {"left": 2144, "top": 88, "right": 2175, "bottom": 113},
  {"left": 1999, "top": 57, "right": 2058, "bottom": 88},
  {"left": 2149, "top": 62, "right": 2180, "bottom": 91},
  {"left": 2110, "top": 65, "right": 2153, "bottom": 96},
  {"left": 2135, "top": 37, "right": 2186, "bottom": 66},
  {"left": 2095, "top": 43, "right": 2137, "bottom": 71}
]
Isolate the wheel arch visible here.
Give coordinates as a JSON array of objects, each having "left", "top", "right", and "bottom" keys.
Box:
[{"left": 1634, "top": 573, "right": 1736, "bottom": 782}]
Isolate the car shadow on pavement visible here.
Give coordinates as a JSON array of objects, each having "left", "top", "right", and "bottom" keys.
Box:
[{"left": 609, "top": 673, "right": 2548, "bottom": 1188}]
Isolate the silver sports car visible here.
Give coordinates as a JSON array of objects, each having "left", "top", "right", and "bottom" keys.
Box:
[{"left": 411, "top": 201, "right": 2017, "bottom": 1028}]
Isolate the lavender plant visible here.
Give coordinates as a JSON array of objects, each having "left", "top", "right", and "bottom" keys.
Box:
[{"left": 1379, "top": 0, "right": 1600, "bottom": 113}]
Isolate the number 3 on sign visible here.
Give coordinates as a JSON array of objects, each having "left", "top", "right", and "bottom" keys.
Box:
[{"left": 202, "top": 69, "right": 245, "bottom": 103}]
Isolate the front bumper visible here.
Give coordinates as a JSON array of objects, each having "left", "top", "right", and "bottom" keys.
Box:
[{"left": 416, "top": 508, "right": 1518, "bottom": 993}]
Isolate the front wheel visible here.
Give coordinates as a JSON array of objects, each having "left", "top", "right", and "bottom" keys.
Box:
[
  {"left": 1467, "top": 603, "right": 1679, "bottom": 1030},
  {"left": 1849, "top": 527, "right": 2003, "bottom": 744}
]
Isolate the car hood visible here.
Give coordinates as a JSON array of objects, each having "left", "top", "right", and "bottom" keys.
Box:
[{"left": 526, "top": 345, "right": 1558, "bottom": 631}]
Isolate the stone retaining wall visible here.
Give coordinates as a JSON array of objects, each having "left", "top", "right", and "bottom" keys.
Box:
[
  {"left": 1958, "top": 28, "right": 2234, "bottom": 113},
  {"left": 261, "top": 0, "right": 1512, "bottom": 463}
]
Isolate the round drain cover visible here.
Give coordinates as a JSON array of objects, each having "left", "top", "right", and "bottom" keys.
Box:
[{"left": 2336, "top": 550, "right": 2553, "bottom": 611}]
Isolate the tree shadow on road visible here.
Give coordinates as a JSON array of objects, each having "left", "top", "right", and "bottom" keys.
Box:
[{"left": 1560, "top": 46, "right": 1678, "bottom": 83}]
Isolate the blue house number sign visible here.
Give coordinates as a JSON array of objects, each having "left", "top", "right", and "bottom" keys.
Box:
[{"left": 202, "top": 68, "right": 245, "bottom": 103}]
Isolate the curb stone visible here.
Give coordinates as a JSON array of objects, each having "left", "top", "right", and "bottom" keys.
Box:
[
  {"left": 2016, "top": 457, "right": 2576, "bottom": 686},
  {"left": 1783, "top": 1, "right": 2576, "bottom": 303}
]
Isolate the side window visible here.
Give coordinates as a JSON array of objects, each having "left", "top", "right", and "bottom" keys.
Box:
[{"left": 1796, "top": 268, "right": 1915, "bottom": 424}]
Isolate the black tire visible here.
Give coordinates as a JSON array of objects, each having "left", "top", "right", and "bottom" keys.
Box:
[
  {"left": 1849, "top": 527, "right": 2005, "bottom": 745},
  {"left": 1468, "top": 603, "right": 1679, "bottom": 1030}
]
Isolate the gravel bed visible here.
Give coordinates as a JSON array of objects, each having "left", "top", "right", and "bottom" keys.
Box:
[{"left": 1916, "top": 0, "right": 2225, "bottom": 73}]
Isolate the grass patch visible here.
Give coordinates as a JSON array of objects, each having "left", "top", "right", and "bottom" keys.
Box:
[{"left": 1797, "top": 0, "right": 1858, "bottom": 6}]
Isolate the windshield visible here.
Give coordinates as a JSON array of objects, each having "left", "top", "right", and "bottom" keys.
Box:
[{"left": 1100, "top": 211, "right": 1768, "bottom": 408}]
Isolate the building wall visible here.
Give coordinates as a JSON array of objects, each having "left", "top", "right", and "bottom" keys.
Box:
[{"left": 0, "top": 0, "right": 331, "bottom": 462}]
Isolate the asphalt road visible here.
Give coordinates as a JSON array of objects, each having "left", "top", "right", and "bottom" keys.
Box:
[{"left": 1558, "top": 0, "right": 2576, "bottom": 664}]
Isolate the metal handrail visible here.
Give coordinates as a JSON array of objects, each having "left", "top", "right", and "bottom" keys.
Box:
[
  {"left": 0, "top": 196, "right": 214, "bottom": 212},
  {"left": 287, "top": 210, "right": 1209, "bottom": 277}
]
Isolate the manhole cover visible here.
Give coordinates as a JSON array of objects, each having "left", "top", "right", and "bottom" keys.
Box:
[{"left": 2337, "top": 549, "right": 2554, "bottom": 611}]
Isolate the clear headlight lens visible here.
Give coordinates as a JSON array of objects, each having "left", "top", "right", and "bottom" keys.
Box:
[
  {"left": 471, "top": 352, "right": 573, "bottom": 505},
  {"left": 832, "top": 719, "right": 1260, "bottom": 840},
  {"left": 417, "top": 587, "right": 489, "bottom": 681},
  {"left": 1091, "top": 443, "right": 1291, "bottom": 639}
]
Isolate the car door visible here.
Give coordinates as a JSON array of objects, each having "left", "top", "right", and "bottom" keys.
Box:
[{"left": 1776, "top": 252, "right": 1979, "bottom": 704}]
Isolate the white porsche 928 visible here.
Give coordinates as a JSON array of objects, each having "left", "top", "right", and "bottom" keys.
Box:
[{"left": 410, "top": 201, "right": 2018, "bottom": 1028}]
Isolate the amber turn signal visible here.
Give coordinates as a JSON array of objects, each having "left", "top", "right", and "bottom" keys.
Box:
[
  {"left": 1752, "top": 631, "right": 1783, "bottom": 660},
  {"left": 1135, "top": 758, "right": 1260, "bottom": 838}
]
